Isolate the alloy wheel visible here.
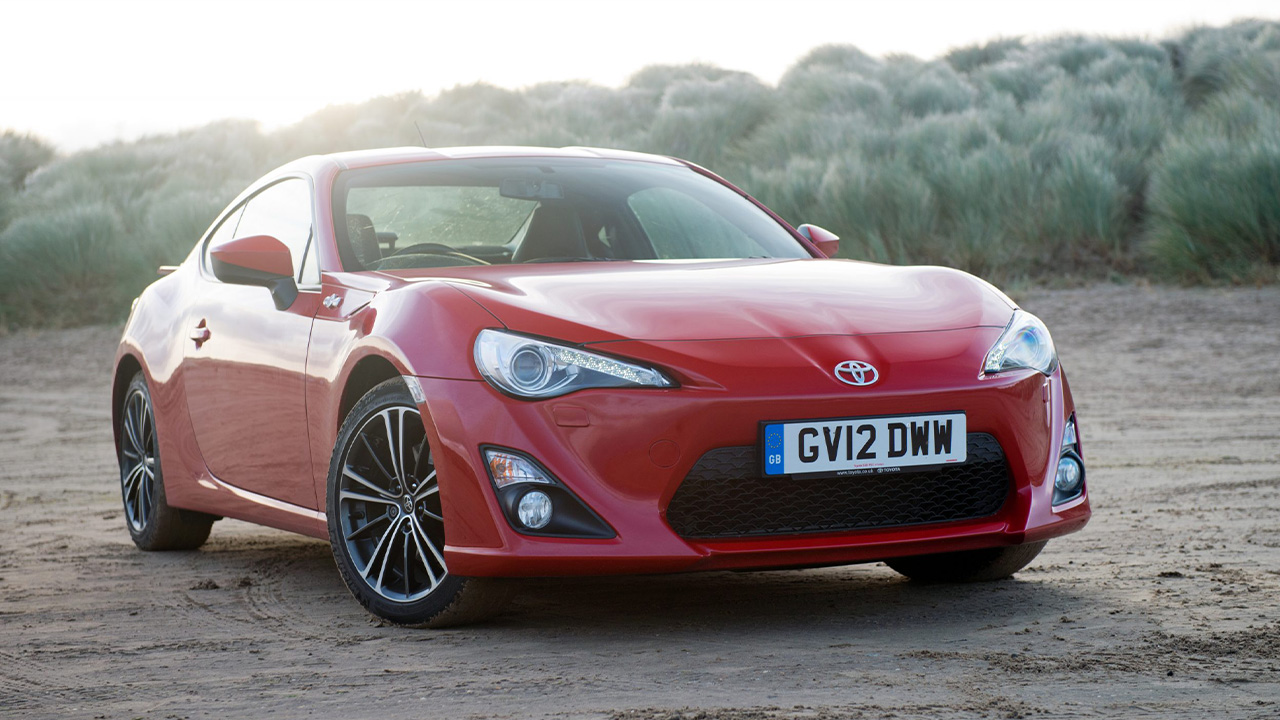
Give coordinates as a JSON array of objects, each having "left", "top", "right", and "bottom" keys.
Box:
[
  {"left": 337, "top": 406, "right": 447, "bottom": 602},
  {"left": 120, "top": 387, "right": 156, "bottom": 532}
]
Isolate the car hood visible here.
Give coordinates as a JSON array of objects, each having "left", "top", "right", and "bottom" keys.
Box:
[{"left": 388, "top": 259, "right": 1016, "bottom": 344}]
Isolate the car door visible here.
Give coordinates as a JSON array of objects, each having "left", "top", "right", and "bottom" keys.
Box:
[{"left": 180, "top": 177, "right": 323, "bottom": 510}]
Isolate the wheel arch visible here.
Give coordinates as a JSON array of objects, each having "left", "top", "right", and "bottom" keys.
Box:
[
  {"left": 112, "top": 353, "right": 145, "bottom": 453},
  {"left": 338, "top": 354, "right": 404, "bottom": 431}
]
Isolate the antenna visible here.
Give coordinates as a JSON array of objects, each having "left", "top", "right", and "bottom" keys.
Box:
[{"left": 413, "top": 121, "right": 428, "bottom": 148}]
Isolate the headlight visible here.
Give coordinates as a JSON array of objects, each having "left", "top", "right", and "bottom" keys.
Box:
[
  {"left": 983, "top": 310, "right": 1058, "bottom": 375},
  {"left": 474, "top": 329, "right": 675, "bottom": 398}
]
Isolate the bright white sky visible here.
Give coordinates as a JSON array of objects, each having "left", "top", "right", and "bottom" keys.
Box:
[{"left": 3, "top": 0, "right": 1277, "bottom": 150}]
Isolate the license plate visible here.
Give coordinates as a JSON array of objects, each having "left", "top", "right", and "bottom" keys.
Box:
[{"left": 761, "top": 412, "right": 966, "bottom": 477}]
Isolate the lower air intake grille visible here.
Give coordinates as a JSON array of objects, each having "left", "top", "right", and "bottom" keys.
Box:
[{"left": 666, "top": 433, "right": 1011, "bottom": 539}]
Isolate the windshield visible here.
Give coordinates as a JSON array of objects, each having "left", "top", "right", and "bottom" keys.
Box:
[{"left": 332, "top": 157, "right": 809, "bottom": 270}]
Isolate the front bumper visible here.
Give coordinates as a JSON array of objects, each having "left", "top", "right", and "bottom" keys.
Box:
[{"left": 417, "top": 330, "right": 1090, "bottom": 577}]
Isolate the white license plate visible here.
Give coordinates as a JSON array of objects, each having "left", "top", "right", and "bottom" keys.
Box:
[{"left": 762, "top": 412, "right": 966, "bottom": 477}]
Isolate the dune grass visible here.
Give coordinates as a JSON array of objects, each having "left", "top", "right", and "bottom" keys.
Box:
[{"left": 2, "top": 20, "right": 1279, "bottom": 329}]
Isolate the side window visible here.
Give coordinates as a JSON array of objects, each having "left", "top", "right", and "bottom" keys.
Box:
[
  {"left": 234, "top": 179, "right": 318, "bottom": 284},
  {"left": 627, "top": 187, "right": 766, "bottom": 259},
  {"left": 202, "top": 205, "right": 245, "bottom": 273}
]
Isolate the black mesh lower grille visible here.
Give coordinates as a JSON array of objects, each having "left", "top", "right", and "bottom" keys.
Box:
[{"left": 666, "top": 433, "right": 1011, "bottom": 539}]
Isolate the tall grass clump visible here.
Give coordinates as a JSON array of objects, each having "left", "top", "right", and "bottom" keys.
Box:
[
  {"left": 1147, "top": 91, "right": 1280, "bottom": 281},
  {"left": 0, "top": 132, "right": 55, "bottom": 231},
  {"left": 0, "top": 203, "right": 135, "bottom": 325},
  {"left": 641, "top": 72, "right": 774, "bottom": 168},
  {"left": 1145, "top": 20, "right": 1280, "bottom": 282},
  {"left": 945, "top": 37, "right": 1025, "bottom": 73}
]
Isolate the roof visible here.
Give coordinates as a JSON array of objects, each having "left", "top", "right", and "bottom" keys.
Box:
[
  {"left": 323, "top": 145, "right": 684, "bottom": 170},
  {"left": 204, "top": 145, "right": 695, "bottom": 249}
]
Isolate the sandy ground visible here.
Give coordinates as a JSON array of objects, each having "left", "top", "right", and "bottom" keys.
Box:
[{"left": 2, "top": 284, "right": 1279, "bottom": 719}]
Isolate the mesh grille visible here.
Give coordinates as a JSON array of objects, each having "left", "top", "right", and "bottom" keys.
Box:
[{"left": 666, "top": 433, "right": 1011, "bottom": 539}]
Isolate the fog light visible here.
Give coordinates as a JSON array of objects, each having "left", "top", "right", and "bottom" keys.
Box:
[
  {"left": 517, "top": 490, "right": 553, "bottom": 529},
  {"left": 1055, "top": 455, "right": 1083, "bottom": 494}
]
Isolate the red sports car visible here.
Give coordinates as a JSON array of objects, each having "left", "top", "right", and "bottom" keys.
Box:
[{"left": 113, "top": 146, "right": 1089, "bottom": 627}]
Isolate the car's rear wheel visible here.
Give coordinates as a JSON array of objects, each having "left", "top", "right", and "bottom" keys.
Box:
[
  {"left": 119, "top": 372, "right": 215, "bottom": 550},
  {"left": 886, "top": 541, "right": 1047, "bottom": 583},
  {"left": 326, "top": 378, "right": 511, "bottom": 627}
]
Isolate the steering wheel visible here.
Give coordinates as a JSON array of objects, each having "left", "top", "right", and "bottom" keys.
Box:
[
  {"left": 389, "top": 242, "right": 457, "bottom": 257},
  {"left": 374, "top": 242, "right": 490, "bottom": 269}
]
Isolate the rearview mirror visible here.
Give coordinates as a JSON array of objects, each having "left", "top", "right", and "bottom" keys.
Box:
[
  {"left": 500, "top": 178, "right": 564, "bottom": 200},
  {"left": 797, "top": 224, "right": 840, "bottom": 258},
  {"left": 209, "top": 234, "right": 298, "bottom": 310}
]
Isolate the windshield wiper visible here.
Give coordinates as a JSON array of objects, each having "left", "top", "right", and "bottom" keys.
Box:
[{"left": 523, "top": 256, "right": 618, "bottom": 264}]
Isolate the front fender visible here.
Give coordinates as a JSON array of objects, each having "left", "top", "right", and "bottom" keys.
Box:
[{"left": 304, "top": 279, "right": 507, "bottom": 504}]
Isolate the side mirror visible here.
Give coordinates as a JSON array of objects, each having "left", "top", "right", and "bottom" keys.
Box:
[
  {"left": 797, "top": 224, "right": 840, "bottom": 258},
  {"left": 209, "top": 234, "right": 298, "bottom": 310}
]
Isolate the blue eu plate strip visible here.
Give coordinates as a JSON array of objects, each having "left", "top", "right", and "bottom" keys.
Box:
[{"left": 763, "top": 424, "right": 784, "bottom": 476}]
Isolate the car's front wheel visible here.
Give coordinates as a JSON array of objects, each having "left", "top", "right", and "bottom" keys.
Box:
[
  {"left": 886, "top": 541, "right": 1047, "bottom": 583},
  {"left": 326, "top": 378, "right": 511, "bottom": 627}
]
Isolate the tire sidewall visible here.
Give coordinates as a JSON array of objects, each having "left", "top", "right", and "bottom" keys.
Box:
[{"left": 122, "top": 373, "right": 164, "bottom": 546}]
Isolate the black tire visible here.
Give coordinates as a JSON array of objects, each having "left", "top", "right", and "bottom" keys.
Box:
[
  {"left": 326, "top": 378, "right": 511, "bottom": 628},
  {"left": 886, "top": 541, "right": 1047, "bottom": 583},
  {"left": 119, "top": 372, "right": 215, "bottom": 551}
]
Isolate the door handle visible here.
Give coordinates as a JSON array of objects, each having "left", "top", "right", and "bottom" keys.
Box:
[{"left": 190, "top": 321, "right": 211, "bottom": 345}]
